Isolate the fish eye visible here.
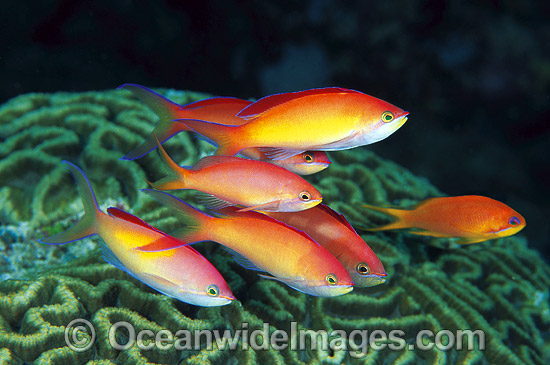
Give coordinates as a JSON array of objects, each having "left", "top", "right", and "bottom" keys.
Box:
[
  {"left": 356, "top": 262, "right": 370, "bottom": 276},
  {"left": 207, "top": 285, "right": 219, "bottom": 297},
  {"left": 326, "top": 274, "right": 337, "bottom": 286},
  {"left": 381, "top": 111, "right": 394, "bottom": 123},
  {"left": 302, "top": 152, "right": 314, "bottom": 163},
  {"left": 299, "top": 191, "right": 311, "bottom": 201},
  {"left": 508, "top": 216, "right": 521, "bottom": 226}
]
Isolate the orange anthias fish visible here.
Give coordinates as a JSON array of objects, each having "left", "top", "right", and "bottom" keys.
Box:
[
  {"left": 39, "top": 161, "right": 234, "bottom": 307},
  {"left": 138, "top": 190, "right": 354, "bottom": 297},
  {"left": 149, "top": 135, "right": 322, "bottom": 212},
  {"left": 361, "top": 195, "right": 526, "bottom": 245},
  {"left": 237, "top": 149, "right": 331, "bottom": 176},
  {"left": 177, "top": 87, "right": 409, "bottom": 159},
  {"left": 260, "top": 204, "right": 387, "bottom": 287},
  {"left": 118, "top": 84, "right": 331, "bottom": 175}
]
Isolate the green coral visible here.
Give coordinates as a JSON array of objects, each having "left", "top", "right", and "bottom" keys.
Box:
[
  {"left": 0, "top": 88, "right": 215, "bottom": 280},
  {"left": 0, "top": 88, "right": 213, "bottom": 226},
  {"left": 0, "top": 89, "right": 549, "bottom": 364}
]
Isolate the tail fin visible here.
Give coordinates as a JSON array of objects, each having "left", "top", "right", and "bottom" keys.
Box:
[
  {"left": 118, "top": 84, "right": 189, "bottom": 160},
  {"left": 176, "top": 119, "right": 243, "bottom": 156},
  {"left": 140, "top": 189, "right": 212, "bottom": 245},
  {"left": 147, "top": 134, "right": 189, "bottom": 190},
  {"left": 360, "top": 204, "right": 411, "bottom": 231},
  {"left": 39, "top": 161, "right": 101, "bottom": 245}
]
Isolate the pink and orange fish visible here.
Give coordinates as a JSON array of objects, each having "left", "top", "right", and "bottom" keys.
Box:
[
  {"left": 178, "top": 87, "right": 409, "bottom": 159},
  {"left": 361, "top": 195, "right": 526, "bottom": 245},
  {"left": 138, "top": 189, "right": 355, "bottom": 297},
  {"left": 149, "top": 135, "right": 322, "bottom": 212},
  {"left": 259, "top": 204, "right": 386, "bottom": 287},
  {"left": 118, "top": 84, "right": 331, "bottom": 175},
  {"left": 39, "top": 161, "right": 234, "bottom": 306}
]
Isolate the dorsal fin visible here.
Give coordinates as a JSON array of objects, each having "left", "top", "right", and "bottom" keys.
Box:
[
  {"left": 182, "top": 97, "right": 251, "bottom": 111},
  {"left": 214, "top": 207, "right": 319, "bottom": 244},
  {"left": 237, "top": 87, "right": 361, "bottom": 119},
  {"left": 191, "top": 155, "right": 249, "bottom": 170},
  {"left": 316, "top": 204, "right": 358, "bottom": 234},
  {"left": 107, "top": 207, "right": 165, "bottom": 235}
]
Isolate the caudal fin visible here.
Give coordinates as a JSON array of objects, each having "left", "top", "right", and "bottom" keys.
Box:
[
  {"left": 147, "top": 134, "right": 189, "bottom": 190},
  {"left": 175, "top": 119, "right": 243, "bottom": 156},
  {"left": 39, "top": 161, "right": 101, "bottom": 245},
  {"left": 118, "top": 84, "right": 189, "bottom": 160},
  {"left": 360, "top": 204, "right": 411, "bottom": 231},
  {"left": 140, "top": 189, "right": 212, "bottom": 246}
]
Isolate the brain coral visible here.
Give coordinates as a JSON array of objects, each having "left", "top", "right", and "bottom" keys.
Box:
[{"left": 0, "top": 89, "right": 549, "bottom": 364}]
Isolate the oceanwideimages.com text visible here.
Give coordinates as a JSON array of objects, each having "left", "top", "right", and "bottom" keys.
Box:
[{"left": 65, "top": 319, "right": 485, "bottom": 357}]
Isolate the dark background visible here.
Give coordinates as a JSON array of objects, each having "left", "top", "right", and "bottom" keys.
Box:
[{"left": 1, "top": 0, "right": 549, "bottom": 257}]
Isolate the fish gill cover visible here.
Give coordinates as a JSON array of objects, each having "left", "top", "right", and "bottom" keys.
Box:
[{"left": 0, "top": 89, "right": 548, "bottom": 364}]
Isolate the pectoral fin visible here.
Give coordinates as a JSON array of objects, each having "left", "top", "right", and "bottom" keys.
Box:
[
  {"left": 138, "top": 272, "right": 180, "bottom": 289},
  {"left": 196, "top": 193, "right": 235, "bottom": 210},
  {"left": 309, "top": 131, "right": 360, "bottom": 150},
  {"left": 257, "top": 147, "right": 303, "bottom": 160},
  {"left": 236, "top": 200, "right": 281, "bottom": 212},
  {"left": 258, "top": 274, "right": 303, "bottom": 285},
  {"left": 258, "top": 274, "right": 308, "bottom": 294},
  {"left": 223, "top": 247, "right": 265, "bottom": 272}
]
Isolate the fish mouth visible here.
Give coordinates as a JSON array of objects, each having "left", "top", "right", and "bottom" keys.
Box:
[
  {"left": 211, "top": 295, "right": 236, "bottom": 306},
  {"left": 363, "top": 273, "right": 387, "bottom": 284},
  {"left": 310, "top": 163, "right": 330, "bottom": 170},
  {"left": 343, "top": 285, "right": 354, "bottom": 293},
  {"left": 396, "top": 112, "right": 409, "bottom": 126},
  {"left": 397, "top": 111, "right": 409, "bottom": 119}
]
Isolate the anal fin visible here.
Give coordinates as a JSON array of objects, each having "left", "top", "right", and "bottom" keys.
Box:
[{"left": 257, "top": 147, "right": 303, "bottom": 160}]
